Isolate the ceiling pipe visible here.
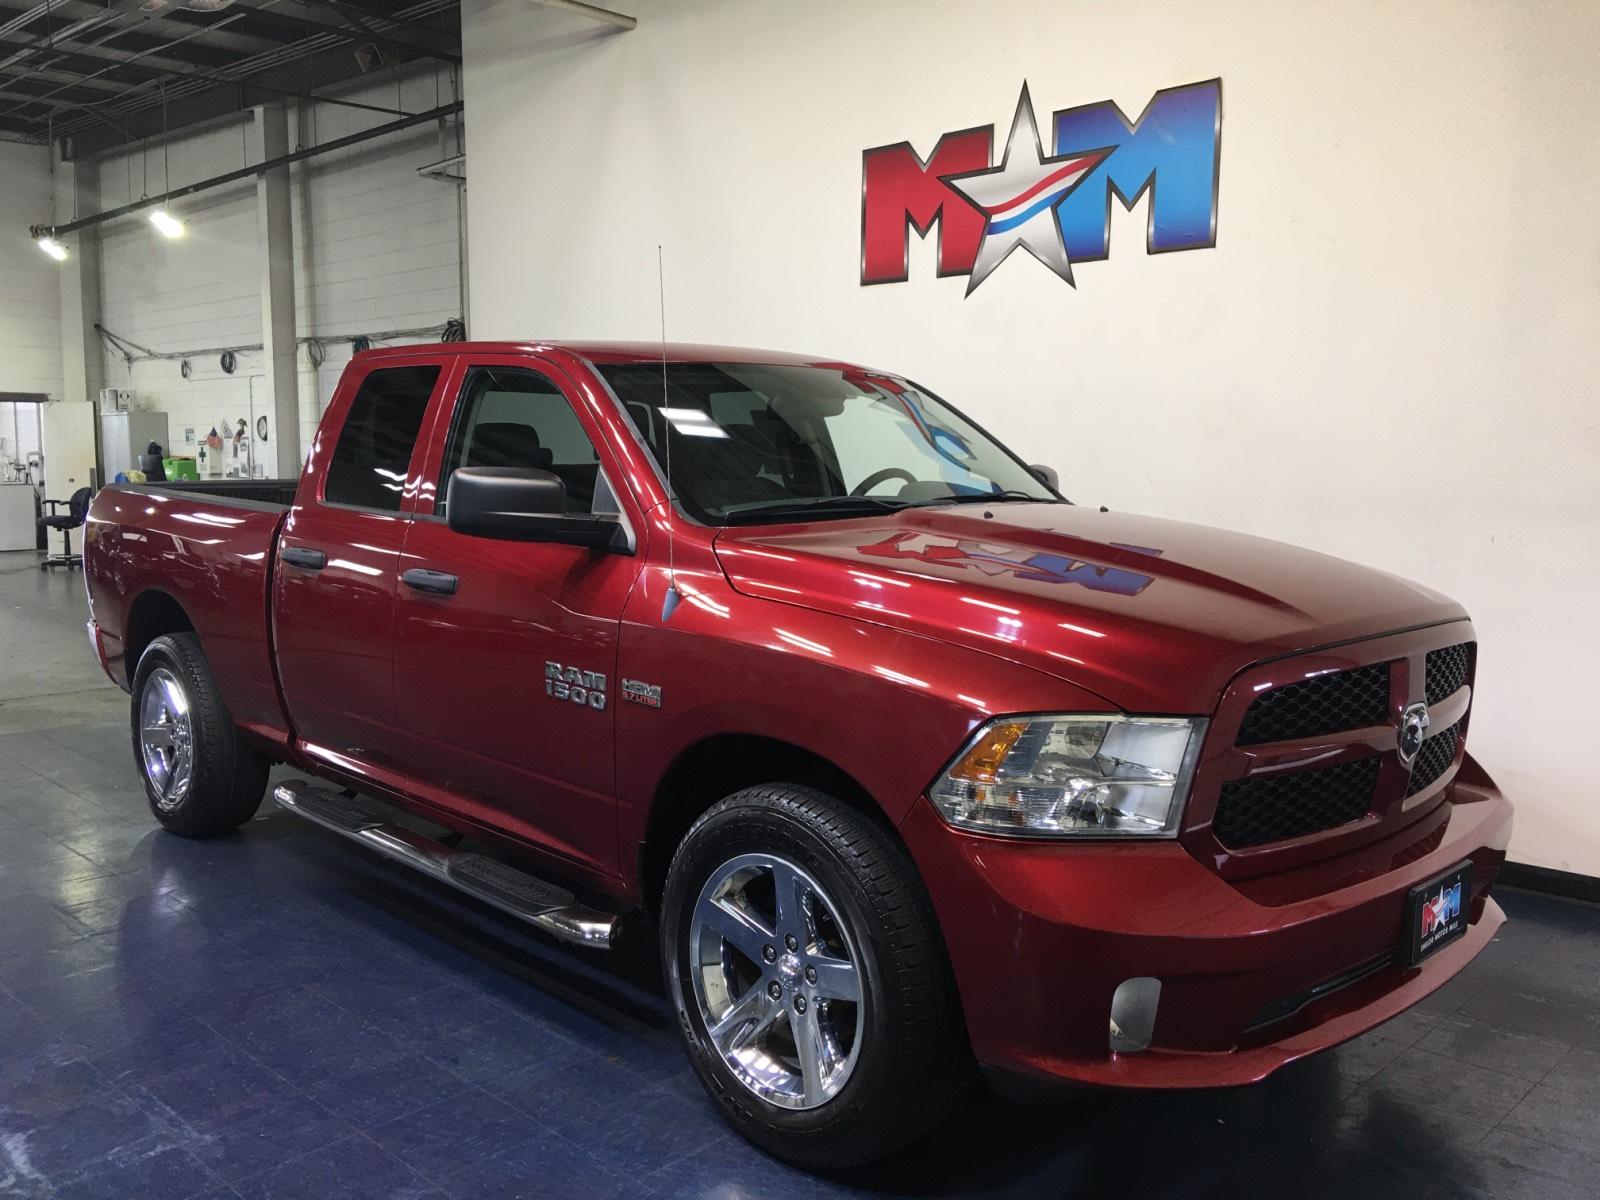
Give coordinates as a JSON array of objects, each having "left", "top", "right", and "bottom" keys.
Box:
[
  {"left": 1, "top": 0, "right": 456, "bottom": 135},
  {"left": 29, "top": 98, "right": 463, "bottom": 240},
  {"left": 0, "top": 6, "right": 59, "bottom": 41},
  {"left": 0, "top": 1, "right": 261, "bottom": 127},
  {"left": 309, "top": 1, "right": 460, "bottom": 41},
  {"left": 529, "top": 0, "right": 636, "bottom": 31},
  {"left": 0, "top": 8, "right": 121, "bottom": 77},
  {"left": 0, "top": 36, "right": 412, "bottom": 118},
  {"left": 239, "top": 3, "right": 462, "bottom": 65}
]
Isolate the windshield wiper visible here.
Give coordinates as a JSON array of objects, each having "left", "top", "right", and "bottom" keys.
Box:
[
  {"left": 928, "top": 489, "right": 1055, "bottom": 506},
  {"left": 719, "top": 495, "right": 912, "bottom": 524}
]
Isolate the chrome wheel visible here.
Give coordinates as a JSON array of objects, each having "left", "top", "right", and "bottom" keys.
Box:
[
  {"left": 689, "top": 853, "right": 864, "bottom": 1110},
  {"left": 139, "top": 667, "right": 194, "bottom": 810}
]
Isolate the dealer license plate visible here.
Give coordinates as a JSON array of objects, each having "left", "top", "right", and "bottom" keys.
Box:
[{"left": 1403, "top": 862, "right": 1471, "bottom": 966}]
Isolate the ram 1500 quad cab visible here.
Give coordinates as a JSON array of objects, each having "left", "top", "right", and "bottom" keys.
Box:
[{"left": 83, "top": 342, "right": 1512, "bottom": 1168}]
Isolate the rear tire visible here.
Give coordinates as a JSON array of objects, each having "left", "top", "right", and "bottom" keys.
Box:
[
  {"left": 660, "top": 784, "right": 968, "bottom": 1169},
  {"left": 130, "top": 633, "right": 268, "bottom": 837}
]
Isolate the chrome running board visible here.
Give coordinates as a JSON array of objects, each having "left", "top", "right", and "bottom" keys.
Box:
[{"left": 272, "top": 780, "right": 619, "bottom": 949}]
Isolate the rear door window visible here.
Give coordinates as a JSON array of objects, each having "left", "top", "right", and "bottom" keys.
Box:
[{"left": 323, "top": 365, "right": 440, "bottom": 511}]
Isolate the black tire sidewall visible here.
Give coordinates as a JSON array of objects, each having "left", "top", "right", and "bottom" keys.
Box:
[
  {"left": 661, "top": 791, "right": 924, "bottom": 1160},
  {"left": 129, "top": 633, "right": 262, "bottom": 835}
]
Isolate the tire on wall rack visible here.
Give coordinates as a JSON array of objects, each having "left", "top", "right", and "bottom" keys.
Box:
[
  {"left": 660, "top": 783, "right": 968, "bottom": 1168},
  {"left": 130, "top": 632, "right": 269, "bottom": 837}
]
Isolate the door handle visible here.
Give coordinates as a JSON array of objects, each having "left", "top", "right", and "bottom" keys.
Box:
[
  {"left": 402, "top": 567, "right": 458, "bottom": 596},
  {"left": 281, "top": 546, "right": 327, "bottom": 570}
]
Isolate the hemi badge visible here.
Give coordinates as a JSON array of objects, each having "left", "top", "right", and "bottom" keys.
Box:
[{"left": 621, "top": 679, "right": 663, "bottom": 708}]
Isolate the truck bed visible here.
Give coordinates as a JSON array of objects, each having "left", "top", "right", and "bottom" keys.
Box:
[
  {"left": 84, "top": 480, "right": 295, "bottom": 752},
  {"left": 130, "top": 478, "right": 299, "bottom": 509}
]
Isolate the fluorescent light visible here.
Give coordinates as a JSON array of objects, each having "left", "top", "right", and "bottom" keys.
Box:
[
  {"left": 148, "top": 209, "right": 185, "bottom": 239},
  {"left": 37, "top": 236, "right": 67, "bottom": 261}
]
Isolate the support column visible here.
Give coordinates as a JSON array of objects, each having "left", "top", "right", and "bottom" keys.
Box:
[
  {"left": 252, "top": 103, "right": 299, "bottom": 477},
  {"left": 55, "top": 146, "right": 103, "bottom": 409},
  {"left": 48, "top": 144, "right": 104, "bottom": 500}
]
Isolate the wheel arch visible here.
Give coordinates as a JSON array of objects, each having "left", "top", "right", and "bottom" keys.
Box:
[
  {"left": 638, "top": 733, "right": 906, "bottom": 916},
  {"left": 125, "top": 588, "right": 197, "bottom": 677}
]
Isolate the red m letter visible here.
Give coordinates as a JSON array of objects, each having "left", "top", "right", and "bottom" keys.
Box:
[{"left": 860, "top": 127, "right": 991, "bottom": 285}]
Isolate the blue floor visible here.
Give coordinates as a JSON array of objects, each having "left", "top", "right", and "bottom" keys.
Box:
[
  {"left": 0, "top": 545, "right": 1597, "bottom": 1199},
  {"left": 2, "top": 725, "right": 1598, "bottom": 1199}
]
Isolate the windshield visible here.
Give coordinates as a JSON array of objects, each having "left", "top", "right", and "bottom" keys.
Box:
[{"left": 597, "top": 362, "right": 1058, "bottom": 525}]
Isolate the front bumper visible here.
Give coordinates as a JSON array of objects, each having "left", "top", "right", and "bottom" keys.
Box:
[{"left": 900, "top": 755, "right": 1513, "bottom": 1089}]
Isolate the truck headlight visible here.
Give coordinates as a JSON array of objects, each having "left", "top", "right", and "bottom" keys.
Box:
[{"left": 930, "top": 715, "right": 1206, "bottom": 838}]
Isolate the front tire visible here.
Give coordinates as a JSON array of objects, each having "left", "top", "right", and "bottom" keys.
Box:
[
  {"left": 660, "top": 784, "right": 967, "bottom": 1169},
  {"left": 130, "top": 633, "right": 268, "bottom": 837}
]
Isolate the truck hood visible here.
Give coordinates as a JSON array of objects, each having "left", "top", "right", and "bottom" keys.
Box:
[{"left": 712, "top": 504, "right": 1465, "bottom": 713}]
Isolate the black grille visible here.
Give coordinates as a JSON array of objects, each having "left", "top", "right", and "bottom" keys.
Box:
[
  {"left": 1406, "top": 720, "right": 1462, "bottom": 796},
  {"left": 1425, "top": 642, "right": 1475, "bottom": 705},
  {"left": 1236, "top": 663, "right": 1391, "bottom": 745},
  {"left": 1214, "top": 757, "right": 1381, "bottom": 848}
]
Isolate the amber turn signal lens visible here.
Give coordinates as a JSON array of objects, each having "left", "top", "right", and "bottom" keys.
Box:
[{"left": 946, "top": 720, "right": 1028, "bottom": 784}]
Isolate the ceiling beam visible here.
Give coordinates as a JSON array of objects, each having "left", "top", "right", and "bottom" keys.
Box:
[
  {"left": 61, "top": 45, "right": 454, "bottom": 157},
  {"left": 0, "top": 6, "right": 57, "bottom": 42},
  {"left": 0, "top": 0, "right": 265, "bottom": 126},
  {"left": 0, "top": 4, "right": 122, "bottom": 77},
  {"left": 0, "top": 84, "right": 106, "bottom": 111},
  {"left": 0, "top": 32, "right": 410, "bottom": 118},
  {"left": 0, "top": 36, "right": 197, "bottom": 91},
  {"left": 0, "top": 0, "right": 461, "bottom": 143},
  {"left": 229, "top": 2, "right": 460, "bottom": 66},
  {"left": 0, "top": 42, "right": 127, "bottom": 92},
  {"left": 305, "top": 1, "right": 460, "bottom": 40}
]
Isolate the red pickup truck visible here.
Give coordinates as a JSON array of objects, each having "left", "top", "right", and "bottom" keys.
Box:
[{"left": 83, "top": 341, "right": 1513, "bottom": 1168}]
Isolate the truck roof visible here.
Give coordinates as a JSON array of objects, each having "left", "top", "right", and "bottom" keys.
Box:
[{"left": 350, "top": 341, "right": 846, "bottom": 368}]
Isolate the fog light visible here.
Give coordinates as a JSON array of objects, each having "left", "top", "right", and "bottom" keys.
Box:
[{"left": 1109, "top": 977, "right": 1161, "bottom": 1054}]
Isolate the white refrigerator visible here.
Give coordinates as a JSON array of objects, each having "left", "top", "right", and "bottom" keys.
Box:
[
  {"left": 100, "top": 411, "right": 171, "bottom": 481},
  {"left": 0, "top": 483, "right": 34, "bottom": 551},
  {"left": 41, "top": 400, "right": 97, "bottom": 502}
]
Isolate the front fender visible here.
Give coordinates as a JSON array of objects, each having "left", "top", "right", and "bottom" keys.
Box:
[{"left": 613, "top": 557, "right": 1113, "bottom": 853}]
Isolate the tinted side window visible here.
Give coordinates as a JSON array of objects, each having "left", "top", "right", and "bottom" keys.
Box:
[
  {"left": 438, "top": 367, "right": 602, "bottom": 517},
  {"left": 323, "top": 365, "right": 439, "bottom": 511}
]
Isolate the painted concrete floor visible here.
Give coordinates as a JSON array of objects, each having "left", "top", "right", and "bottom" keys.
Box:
[{"left": 1, "top": 550, "right": 1598, "bottom": 1199}]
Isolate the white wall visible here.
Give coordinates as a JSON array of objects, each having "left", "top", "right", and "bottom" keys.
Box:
[
  {"left": 290, "top": 71, "right": 465, "bottom": 453},
  {"left": 0, "top": 139, "right": 64, "bottom": 404},
  {"left": 98, "top": 122, "right": 263, "bottom": 471},
  {"left": 93, "top": 70, "right": 464, "bottom": 475},
  {"left": 462, "top": 0, "right": 1600, "bottom": 876}
]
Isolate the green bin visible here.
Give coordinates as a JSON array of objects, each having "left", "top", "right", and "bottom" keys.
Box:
[{"left": 164, "top": 457, "right": 200, "bottom": 481}]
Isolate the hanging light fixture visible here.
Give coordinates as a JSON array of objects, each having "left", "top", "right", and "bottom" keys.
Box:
[
  {"left": 146, "top": 78, "right": 186, "bottom": 240},
  {"left": 37, "top": 236, "right": 68, "bottom": 261}
]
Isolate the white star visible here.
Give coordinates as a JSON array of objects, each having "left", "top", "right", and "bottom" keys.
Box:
[{"left": 943, "top": 85, "right": 1110, "bottom": 295}]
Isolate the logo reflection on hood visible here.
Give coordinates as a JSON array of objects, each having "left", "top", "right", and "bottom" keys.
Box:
[{"left": 859, "top": 532, "right": 1160, "bottom": 596}]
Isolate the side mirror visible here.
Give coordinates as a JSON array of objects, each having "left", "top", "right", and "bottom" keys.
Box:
[
  {"left": 1029, "top": 464, "right": 1061, "bottom": 492},
  {"left": 445, "top": 467, "right": 632, "bottom": 553}
]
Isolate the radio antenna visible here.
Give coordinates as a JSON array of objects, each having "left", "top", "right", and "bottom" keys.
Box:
[{"left": 658, "top": 244, "right": 682, "bottom": 622}]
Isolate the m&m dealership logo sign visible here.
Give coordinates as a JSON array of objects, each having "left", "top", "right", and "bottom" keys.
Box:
[{"left": 861, "top": 79, "right": 1221, "bottom": 295}]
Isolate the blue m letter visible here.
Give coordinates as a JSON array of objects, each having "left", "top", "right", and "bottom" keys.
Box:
[{"left": 1052, "top": 79, "right": 1221, "bottom": 261}]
